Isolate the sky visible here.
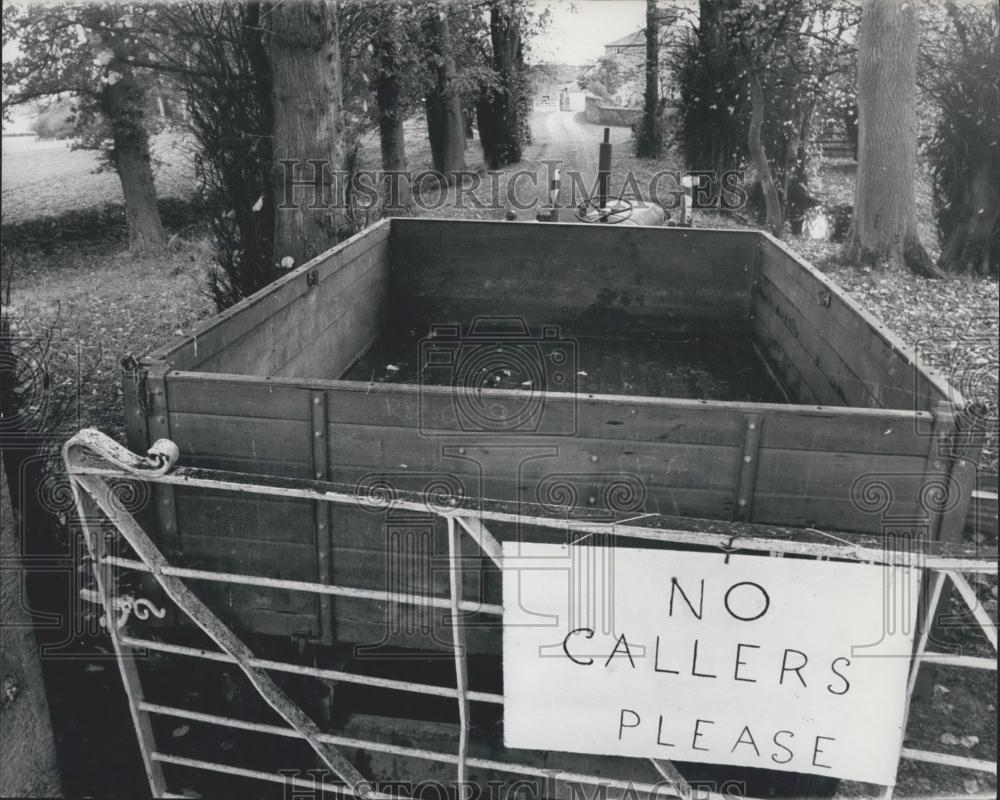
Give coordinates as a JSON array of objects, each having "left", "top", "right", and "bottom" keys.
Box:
[{"left": 529, "top": 0, "right": 649, "bottom": 65}]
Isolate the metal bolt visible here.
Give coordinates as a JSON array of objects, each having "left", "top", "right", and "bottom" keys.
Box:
[
  {"left": 458, "top": 447, "right": 466, "bottom": 455},
  {"left": 933, "top": 461, "right": 942, "bottom": 469},
  {"left": 743, "top": 455, "right": 752, "bottom": 463},
  {"left": 748, "top": 423, "right": 756, "bottom": 431},
  {"left": 588, "top": 496, "right": 596, "bottom": 505},
  {"left": 738, "top": 498, "right": 747, "bottom": 507},
  {"left": 318, "top": 522, "right": 327, "bottom": 531},
  {"left": 313, "top": 397, "right": 321, "bottom": 405},
  {"left": 315, "top": 472, "right": 323, "bottom": 479},
  {"left": 590, "top": 455, "right": 599, "bottom": 463},
  {"left": 314, "top": 430, "right": 322, "bottom": 439},
  {"left": 162, "top": 498, "right": 171, "bottom": 506},
  {"left": 156, "top": 415, "right": 165, "bottom": 424}
]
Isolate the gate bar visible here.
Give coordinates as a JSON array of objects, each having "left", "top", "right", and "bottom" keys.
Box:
[
  {"left": 75, "top": 473, "right": 370, "bottom": 792},
  {"left": 120, "top": 635, "right": 504, "bottom": 703}
]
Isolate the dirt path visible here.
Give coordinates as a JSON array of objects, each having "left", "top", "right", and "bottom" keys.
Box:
[{"left": 527, "top": 109, "right": 634, "bottom": 208}]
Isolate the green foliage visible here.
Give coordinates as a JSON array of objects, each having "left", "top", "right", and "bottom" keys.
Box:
[
  {"left": 670, "top": 3, "right": 749, "bottom": 175},
  {"left": 30, "top": 100, "right": 77, "bottom": 140},
  {"left": 145, "top": 2, "right": 277, "bottom": 310},
  {"left": 2, "top": 3, "right": 163, "bottom": 164},
  {"left": 671, "top": 0, "right": 857, "bottom": 229},
  {"left": 578, "top": 57, "right": 623, "bottom": 98},
  {"left": 923, "top": 3, "right": 999, "bottom": 276},
  {"left": 0, "top": 198, "right": 200, "bottom": 252}
]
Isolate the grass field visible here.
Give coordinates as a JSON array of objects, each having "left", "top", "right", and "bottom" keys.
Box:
[
  {"left": 2, "top": 121, "right": 997, "bottom": 799},
  {"left": 1, "top": 134, "right": 197, "bottom": 224}
]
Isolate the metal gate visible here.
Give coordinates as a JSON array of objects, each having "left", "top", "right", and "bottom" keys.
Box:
[{"left": 64, "top": 429, "right": 997, "bottom": 799}]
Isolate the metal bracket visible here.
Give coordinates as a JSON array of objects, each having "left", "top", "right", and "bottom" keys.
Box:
[
  {"left": 817, "top": 288, "right": 832, "bottom": 307},
  {"left": 306, "top": 269, "right": 319, "bottom": 288},
  {"left": 120, "top": 354, "right": 151, "bottom": 417}
]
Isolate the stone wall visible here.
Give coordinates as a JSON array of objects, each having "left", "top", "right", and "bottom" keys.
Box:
[{"left": 584, "top": 94, "right": 643, "bottom": 127}]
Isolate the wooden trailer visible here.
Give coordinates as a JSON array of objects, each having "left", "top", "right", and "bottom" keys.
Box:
[
  {"left": 123, "top": 218, "right": 980, "bottom": 648},
  {"left": 101, "top": 217, "right": 994, "bottom": 796}
]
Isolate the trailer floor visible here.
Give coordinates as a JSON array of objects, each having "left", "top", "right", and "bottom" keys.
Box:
[{"left": 340, "top": 327, "right": 787, "bottom": 403}]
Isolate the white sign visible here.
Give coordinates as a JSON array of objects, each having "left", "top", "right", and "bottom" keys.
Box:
[{"left": 502, "top": 543, "right": 920, "bottom": 784}]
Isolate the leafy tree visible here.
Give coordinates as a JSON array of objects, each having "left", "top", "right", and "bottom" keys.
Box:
[
  {"left": 2, "top": 3, "right": 166, "bottom": 249},
  {"left": 422, "top": 5, "right": 467, "bottom": 179},
  {"left": 577, "top": 57, "right": 622, "bottom": 99},
  {"left": 845, "top": 0, "right": 938, "bottom": 276},
  {"left": 672, "top": 0, "right": 856, "bottom": 235},
  {"left": 144, "top": 1, "right": 276, "bottom": 309},
  {"left": 672, "top": 0, "right": 747, "bottom": 178},
  {"left": 477, "top": 0, "right": 528, "bottom": 169},
  {"left": 922, "top": 1, "right": 999, "bottom": 277}
]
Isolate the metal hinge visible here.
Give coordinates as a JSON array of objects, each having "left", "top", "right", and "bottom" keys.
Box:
[{"left": 120, "top": 354, "right": 151, "bottom": 417}]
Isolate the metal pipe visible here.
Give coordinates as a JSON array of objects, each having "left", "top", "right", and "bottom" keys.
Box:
[{"left": 597, "top": 127, "right": 611, "bottom": 211}]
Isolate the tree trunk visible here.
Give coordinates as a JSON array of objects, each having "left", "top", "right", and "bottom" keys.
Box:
[
  {"left": 372, "top": 11, "right": 409, "bottom": 208},
  {"left": 845, "top": 0, "right": 941, "bottom": 277},
  {"left": 263, "top": 0, "right": 343, "bottom": 268},
  {"left": 423, "top": 10, "right": 466, "bottom": 180},
  {"left": 102, "top": 77, "right": 165, "bottom": 251},
  {"left": 478, "top": 0, "right": 524, "bottom": 169},
  {"left": 785, "top": 101, "right": 818, "bottom": 235},
  {"left": 938, "top": 164, "right": 999, "bottom": 275},
  {"left": 745, "top": 51, "right": 782, "bottom": 236},
  {"left": 842, "top": 102, "right": 859, "bottom": 160},
  {"left": 635, "top": 0, "right": 662, "bottom": 158}
]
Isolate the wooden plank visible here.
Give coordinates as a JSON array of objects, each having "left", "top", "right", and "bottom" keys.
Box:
[
  {"left": 196, "top": 242, "right": 388, "bottom": 378},
  {"left": 754, "top": 319, "right": 824, "bottom": 406},
  {"left": 755, "top": 449, "right": 929, "bottom": 500},
  {"left": 753, "top": 277, "right": 854, "bottom": 406},
  {"left": 753, "top": 449, "right": 932, "bottom": 532},
  {"left": 277, "top": 271, "right": 387, "bottom": 380},
  {"left": 330, "top": 536, "right": 494, "bottom": 599},
  {"left": 757, "top": 271, "right": 881, "bottom": 408},
  {"left": 166, "top": 376, "right": 310, "bottom": 419},
  {"left": 749, "top": 495, "right": 914, "bottom": 533},
  {"left": 759, "top": 236, "right": 955, "bottom": 411},
  {"left": 177, "top": 535, "right": 319, "bottom": 582},
  {"left": 759, "top": 264, "right": 918, "bottom": 410},
  {"left": 758, "top": 407, "right": 930, "bottom": 457},
  {"left": 181, "top": 453, "right": 313, "bottom": 478},
  {"left": 164, "top": 373, "right": 932, "bottom": 455},
  {"left": 173, "top": 488, "right": 315, "bottom": 543},
  {"left": 168, "top": 413, "right": 309, "bottom": 465},
  {"left": 390, "top": 219, "right": 758, "bottom": 336},
  {"left": 148, "top": 219, "right": 392, "bottom": 371},
  {"left": 327, "top": 422, "right": 741, "bottom": 487},
  {"left": 76, "top": 462, "right": 993, "bottom": 563}
]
